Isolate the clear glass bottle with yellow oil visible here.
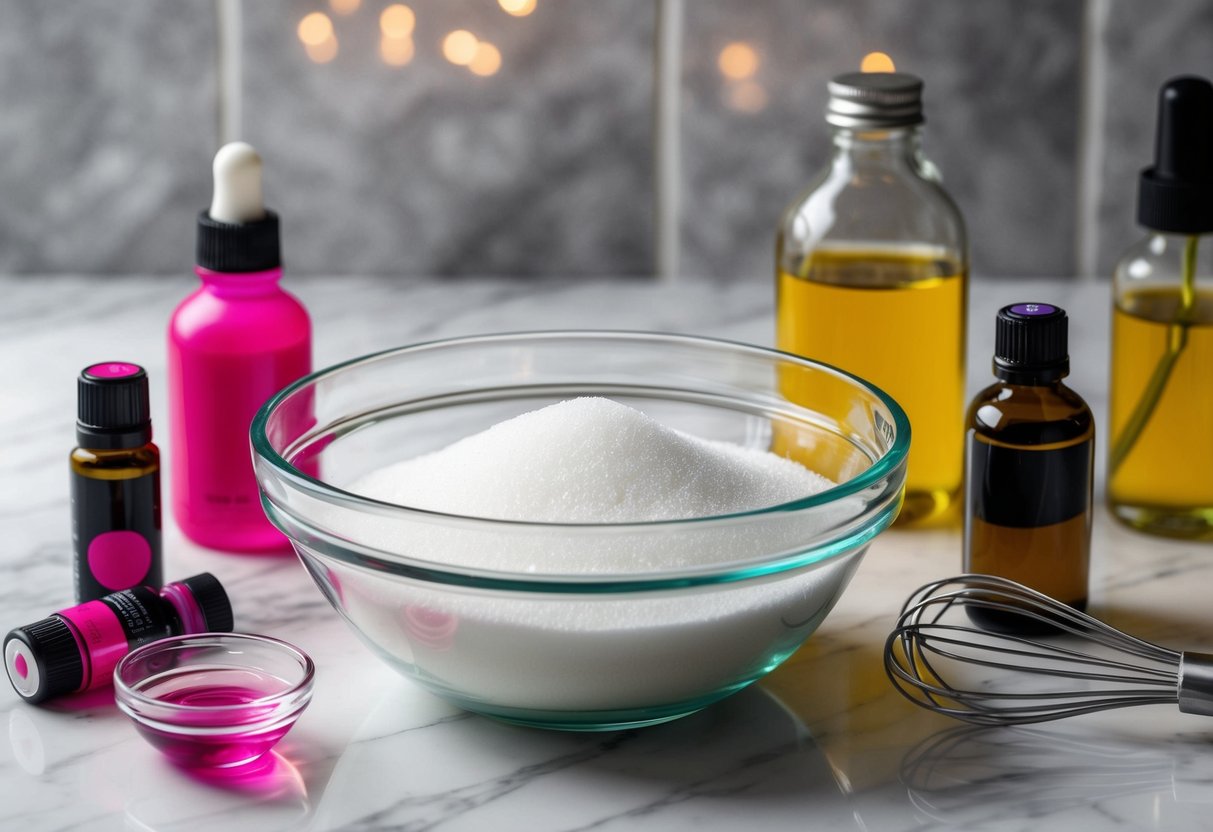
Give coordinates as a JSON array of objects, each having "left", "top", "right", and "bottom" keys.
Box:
[
  {"left": 1109, "top": 76, "right": 1213, "bottom": 539},
  {"left": 776, "top": 72, "right": 967, "bottom": 525}
]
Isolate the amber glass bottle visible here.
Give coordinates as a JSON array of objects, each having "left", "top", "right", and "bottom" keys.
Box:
[
  {"left": 964, "top": 304, "right": 1093, "bottom": 633},
  {"left": 776, "top": 72, "right": 967, "bottom": 526}
]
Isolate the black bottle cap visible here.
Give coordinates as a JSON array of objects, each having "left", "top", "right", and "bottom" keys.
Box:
[
  {"left": 77, "top": 362, "right": 152, "bottom": 449},
  {"left": 1138, "top": 76, "right": 1213, "bottom": 233},
  {"left": 196, "top": 210, "right": 282, "bottom": 273},
  {"left": 993, "top": 303, "right": 1069, "bottom": 384},
  {"left": 4, "top": 618, "right": 85, "bottom": 704},
  {"left": 180, "top": 573, "right": 235, "bottom": 633}
]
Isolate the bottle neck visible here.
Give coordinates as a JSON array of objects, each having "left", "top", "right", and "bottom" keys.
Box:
[
  {"left": 75, "top": 427, "right": 153, "bottom": 450},
  {"left": 993, "top": 366, "right": 1068, "bottom": 387},
  {"left": 830, "top": 125, "right": 926, "bottom": 172},
  {"left": 159, "top": 582, "right": 207, "bottom": 634},
  {"left": 195, "top": 266, "right": 284, "bottom": 298},
  {"left": 1140, "top": 230, "right": 1209, "bottom": 246}
]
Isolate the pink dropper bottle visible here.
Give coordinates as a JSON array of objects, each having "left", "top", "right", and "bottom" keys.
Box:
[{"left": 168, "top": 143, "right": 311, "bottom": 552}]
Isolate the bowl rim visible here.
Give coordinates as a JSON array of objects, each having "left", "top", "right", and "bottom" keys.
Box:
[
  {"left": 113, "top": 633, "right": 315, "bottom": 718},
  {"left": 251, "top": 329, "right": 910, "bottom": 529}
]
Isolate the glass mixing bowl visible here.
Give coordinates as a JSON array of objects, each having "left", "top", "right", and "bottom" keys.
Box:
[{"left": 252, "top": 331, "right": 908, "bottom": 731}]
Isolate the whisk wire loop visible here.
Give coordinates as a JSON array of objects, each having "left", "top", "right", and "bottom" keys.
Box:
[
  {"left": 897, "top": 626, "right": 1179, "bottom": 683},
  {"left": 885, "top": 575, "right": 1192, "bottom": 726}
]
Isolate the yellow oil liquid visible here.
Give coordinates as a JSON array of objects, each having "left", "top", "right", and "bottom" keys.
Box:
[
  {"left": 776, "top": 244, "right": 966, "bottom": 525},
  {"left": 1109, "top": 286, "right": 1213, "bottom": 537}
]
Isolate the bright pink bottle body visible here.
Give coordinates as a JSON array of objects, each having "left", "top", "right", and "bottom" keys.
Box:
[{"left": 168, "top": 267, "right": 311, "bottom": 552}]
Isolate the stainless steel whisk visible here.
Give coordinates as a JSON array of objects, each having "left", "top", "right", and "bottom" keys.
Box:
[{"left": 885, "top": 574, "right": 1213, "bottom": 725}]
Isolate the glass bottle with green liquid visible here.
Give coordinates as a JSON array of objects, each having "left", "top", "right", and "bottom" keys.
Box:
[
  {"left": 1109, "top": 76, "right": 1213, "bottom": 539},
  {"left": 776, "top": 72, "right": 968, "bottom": 525}
]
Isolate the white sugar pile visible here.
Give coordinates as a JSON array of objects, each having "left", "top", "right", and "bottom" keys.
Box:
[
  {"left": 335, "top": 397, "right": 860, "bottom": 712},
  {"left": 353, "top": 397, "right": 833, "bottom": 523}
]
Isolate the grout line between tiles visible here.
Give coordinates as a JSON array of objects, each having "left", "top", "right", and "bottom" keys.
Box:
[
  {"left": 216, "top": 0, "right": 243, "bottom": 147},
  {"left": 1076, "top": 0, "right": 1111, "bottom": 281},
  {"left": 653, "top": 0, "right": 684, "bottom": 283}
]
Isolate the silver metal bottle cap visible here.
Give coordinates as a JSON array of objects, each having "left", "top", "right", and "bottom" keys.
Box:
[{"left": 826, "top": 72, "right": 924, "bottom": 129}]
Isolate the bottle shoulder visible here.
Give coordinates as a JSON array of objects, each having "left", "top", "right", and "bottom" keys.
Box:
[
  {"left": 169, "top": 282, "right": 311, "bottom": 351},
  {"left": 967, "top": 382, "right": 1093, "bottom": 446},
  {"left": 70, "top": 444, "right": 160, "bottom": 477},
  {"left": 1113, "top": 232, "right": 1213, "bottom": 300},
  {"left": 779, "top": 163, "right": 966, "bottom": 264}
]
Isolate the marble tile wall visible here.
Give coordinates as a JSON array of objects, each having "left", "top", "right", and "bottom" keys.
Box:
[
  {"left": 241, "top": 0, "right": 654, "bottom": 277},
  {"left": 0, "top": 1, "right": 215, "bottom": 274},
  {"left": 0, "top": 1, "right": 1209, "bottom": 278},
  {"left": 680, "top": 0, "right": 1083, "bottom": 279}
]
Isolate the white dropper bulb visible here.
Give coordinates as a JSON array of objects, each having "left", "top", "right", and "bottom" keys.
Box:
[{"left": 209, "top": 142, "right": 267, "bottom": 223}]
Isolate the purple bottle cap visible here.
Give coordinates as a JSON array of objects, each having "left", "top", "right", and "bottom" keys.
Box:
[{"left": 1008, "top": 303, "right": 1057, "bottom": 317}]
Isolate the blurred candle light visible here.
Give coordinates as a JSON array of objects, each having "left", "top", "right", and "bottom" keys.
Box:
[
  {"left": 329, "top": 0, "right": 361, "bottom": 15},
  {"left": 443, "top": 30, "right": 479, "bottom": 66},
  {"left": 726, "top": 79, "right": 767, "bottom": 113},
  {"left": 306, "top": 34, "right": 339, "bottom": 64},
  {"left": 861, "top": 51, "right": 896, "bottom": 72},
  {"left": 469, "top": 42, "right": 502, "bottom": 76},
  {"left": 718, "top": 41, "right": 759, "bottom": 80},
  {"left": 380, "top": 4, "right": 416, "bottom": 38},
  {"left": 498, "top": 0, "right": 537, "bottom": 16},
  {"left": 381, "top": 35, "right": 415, "bottom": 66},
  {"left": 298, "top": 12, "right": 334, "bottom": 46}
]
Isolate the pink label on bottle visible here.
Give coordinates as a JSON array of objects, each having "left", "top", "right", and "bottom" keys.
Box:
[
  {"left": 87, "top": 531, "right": 152, "bottom": 590},
  {"left": 59, "top": 602, "right": 128, "bottom": 690},
  {"left": 84, "top": 362, "right": 142, "bottom": 379}
]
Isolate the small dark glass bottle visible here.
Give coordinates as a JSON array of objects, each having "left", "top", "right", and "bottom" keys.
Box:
[
  {"left": 964, "top": 304, "right": 1094, "bottom": 633},
  {"left": 71, "top": 362, "right": 163, "bottom": 602}
]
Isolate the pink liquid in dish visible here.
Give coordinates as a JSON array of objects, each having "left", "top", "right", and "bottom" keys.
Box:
[{"left": 132, "top": 668, "right": 301, "bottom": 769}]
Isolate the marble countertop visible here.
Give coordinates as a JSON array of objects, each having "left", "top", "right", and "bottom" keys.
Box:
[{"left": 3, "top": 274, "right": 1211, "bottom": 832}]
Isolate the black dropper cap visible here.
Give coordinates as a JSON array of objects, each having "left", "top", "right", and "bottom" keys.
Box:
[
  {"left": 993, "top": 303, "right": 1069, "bottom": 384},
  {"left": 196, "top": 143, "right": 281, "bottom": 273},
  {"left": 196, "top": 210, "right": 281, "bottom": 273},
  {"left": 77, "top": 362, "right": 152, "bottom": 449},
  {"left": 1138, "top": 76, "right": 1213, "bottom": 233}
]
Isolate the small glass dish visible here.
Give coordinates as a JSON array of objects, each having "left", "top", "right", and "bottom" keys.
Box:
[{"left": 114, "top": 633, "right": 315, "bottom": 769}]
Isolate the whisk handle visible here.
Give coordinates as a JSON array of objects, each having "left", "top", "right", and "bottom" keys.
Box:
[{"left": 1178, "top": 652, "right": 1213, "bottom": 716}]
